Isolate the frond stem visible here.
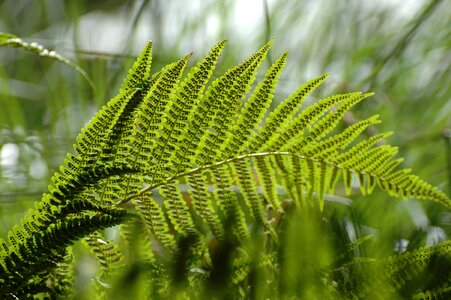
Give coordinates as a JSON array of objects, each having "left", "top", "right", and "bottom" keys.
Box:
[{"left": 116, "top": 151, "right": 316, "bottom": 206}]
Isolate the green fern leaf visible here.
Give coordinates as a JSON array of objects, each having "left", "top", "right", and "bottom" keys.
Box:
[
  {"left": 356, "top": 240, "right": 451, "bottom": 299},
  {"left": 286, "top": 92, "right": 374, "bottom": 152},
  {"left": 211, "top": 165, "right": 250, "bottom": 241},
  {"left": 120, "top": 41, "right": 153, "bottom": 93},
  {"left": 2, "top": 40, "right": 449, "bottom": 299},
  {"left": 223, "top": 51, "right": 288, "bottom": 155},
  {"left": 195, "top": 40, "right": 273, "bottom": 165},
  {"left": 170, "top": 40, "right": 228, "bottom": 173},
  {"left": 187, "top": 172, "right": 224, "bottom": 239},
  {"left": 232, "top": 159, "right": 276, "bottom": 238},
  {"left": 160, "top": 183, "right": 196, "bottom": 236},
  {"left": 127, "top": 54, "right": 191, "bottom": 179},
  {"left": 251, "top": 74, "right": 329, "bottom": 152},
  {"left": 85, "top": 232, "right": 124, "bottom": 276},
  {"left": 254, "top": 155, "right": 281, "bottom": 211},
  {"left": 0, "top": 211, "right": 128, "bottom": 297},
  {"left": 263, "top": 92, "right": 360, "bottom": 151},
  {"left": 135, "top": 194, "right": 177, "bottom": 250}
]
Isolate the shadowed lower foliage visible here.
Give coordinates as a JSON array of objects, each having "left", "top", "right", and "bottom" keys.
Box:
[{"left": 0, "top": 39, "right": 449, "bottom": 299}]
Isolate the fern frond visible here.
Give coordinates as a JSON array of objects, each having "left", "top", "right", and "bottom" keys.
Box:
[
  {"left": 195, "top": 40, "right": 273, "bottom": 165},
  {"left": 95, "top": 55, "right": 191, "bottom": 203},
  {"left": 0, "top": 211, "right": 128, "bottom": 298},
  {"left": 254, "top": 155, "right": 281, "bottom": 211},
  {"left": 251, "top": 74, "right": 329, "bottom": 152},
  {"left": 355, "top": 240, "right": 451, "bottom": 299},
  {"left": 15, "top": 165, "right": 136, "bottom": 243},
  {"left": 170, "top": 40, "right": 228, "bottom": 173},
  {"left": 2, "top": 40, "right": 449, "bottom": 298},
  {"left": 223, "top": 51, "right": 288, "bottom": 155},
  {"left": 125, "top": 54, "right": 191, "bottom": 181},
  {"left": 187, "top": 172, "right": 224, "bottom": 239},
  {"left": 262, "top": 92, "right": 359, "bottom": 151},
  {"left": 160, "top": 183, "right": 196, "bottom": 236},
  {"left": 101, "top": 72, "right": 161, "bottom": 166},
  {"left": 286, "top": 92, "right": 374, "bottom": 152},
  {"left": 211, "top": 165, "right": 250, "bottom": 241},
  {"left": 232, "top": 159, "right": 276, "bottom": 238},
  {"left": 47, "top": 248, "right": 75, "bottom": 298},
  {"left": 302, "top": 115, "right": 381, "bottom": 160},
  {"left": 413, "top": 284, "right": 451, "bottom": 300},
  {"left": 73, "top": 89, "right": 137, "bottom": 170},
  {"left": 85, "top": 232, "right": 124, "bottom": 276},
  {"left": 135, "top": 194, "right": 177, "bottom": 250},
  {"left": 120, "top": 41, "right": 153, "bottom": 93}
]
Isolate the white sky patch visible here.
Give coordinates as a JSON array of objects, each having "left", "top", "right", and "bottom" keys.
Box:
[
  {"left": 29, "top": 157, "right": 48, "bottom": 179},
  {"left": 405, "top": 200, "right": 429, "bottom": 229},
  {"left": 344, "top": 217, "right": 357, "bottom": 242},
  {"left": 1, "top": 143, "right": 20, "bottom": 183},
  {"left": 394, "top": 239, "right": 409, "bottom": 253},
  {"left": 67, "top": 0, "right": 425, "bottom": 65},
  {"left": 426, "top": 227, "right": 447, "bottom": 246},
  {"left": 206, "top": 13, "right": 220, "bottom": 39},
  {"left": 68, "top": 0, "right": 425, "bottom": 53},
  {"left": 377, "top": 0, "right": 425, "bottom": 19},
  {"left": 75, "top": 10, "right": 129, "bottom": 53},
  {"left": 1, "top": 143, "right": 19, "bottom": 169},
  {"left": 232, "top": 0, "right": 264, "bottom": 35}
]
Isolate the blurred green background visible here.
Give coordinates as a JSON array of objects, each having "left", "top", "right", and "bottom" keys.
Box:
[{"left": 0, "top": 0, "right": 449, "bottom": 278}]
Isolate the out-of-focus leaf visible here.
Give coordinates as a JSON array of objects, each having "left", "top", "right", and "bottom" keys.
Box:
[{"left": 0, "top": 32, "right": 94, "bottom": 90}]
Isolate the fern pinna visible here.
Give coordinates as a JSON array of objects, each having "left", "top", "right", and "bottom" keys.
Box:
[{"left": 0, "top": 40, "right": 449, "bottom": 299}]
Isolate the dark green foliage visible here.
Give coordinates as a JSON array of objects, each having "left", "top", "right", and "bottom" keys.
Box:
[{"left": 0, "top": 39, "right": 449, "bottom": 299}]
